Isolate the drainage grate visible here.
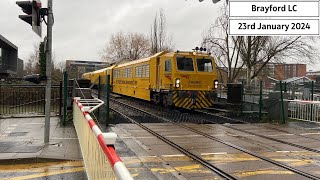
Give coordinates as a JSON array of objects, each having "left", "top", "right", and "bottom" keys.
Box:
[{"left": 7, "top": 132, "right": 28, "bottom": 137}]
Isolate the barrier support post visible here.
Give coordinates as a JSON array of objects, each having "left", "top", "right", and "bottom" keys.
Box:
[
  {"left": 106, "top": 74, "right": 110, "bottom": 126},
  {"left": 280, "top": 81, "right": 285, "bottom": 124}
]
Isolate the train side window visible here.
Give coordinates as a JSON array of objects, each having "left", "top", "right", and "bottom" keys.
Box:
[
  {"left": 114, "top": 70, "right": 120, "bottom": 78},
  {"left": 123, "top": 69, "right": 126, "bottom": 78},
  {"left": 165, "top": 60, "right": 171, "bottom": 72},
  {"left": 135, "top": 67, "right": 139, "bottom": 78},
  {"left": 128, "top": 68, "right": 132, "bottom": 78},
  {"left": 143, "top": 65, "right": 149, "bottom": 77},
  {"left": 135, "top": 66, "right": 142, "bottom": 78}
]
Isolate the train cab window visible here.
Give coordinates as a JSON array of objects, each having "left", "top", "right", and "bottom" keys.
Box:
[
  {"left": 197, "top": 59, "right": 213, "bottom": 72},
  {"left": 176, "top": 57, "right": 194, "bottom": 71},
  {"left": 165, "top": 60, "right": 172, "bottom": 72}
]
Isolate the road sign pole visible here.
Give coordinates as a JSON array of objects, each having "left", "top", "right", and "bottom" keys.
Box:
[{"left": 44, "top": 0, "right": 53, "bottom": 144}]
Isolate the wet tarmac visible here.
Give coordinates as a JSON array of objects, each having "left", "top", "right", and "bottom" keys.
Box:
[{"left": 113, "top": 122, "right": 320, "bottom": 179}]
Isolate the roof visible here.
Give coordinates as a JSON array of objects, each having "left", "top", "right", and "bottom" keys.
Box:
[
  {"left": 0, "top": 35, "right": 18, "bottom": 50},
  {"left": 267, "top": 76, "right": 279, "bottom": 82},
  {"left": 282, "top": 76, "right": 311, "bottom": 83},
  {"left": 116, "top": 52, "right": 165, "bottom": 68}
]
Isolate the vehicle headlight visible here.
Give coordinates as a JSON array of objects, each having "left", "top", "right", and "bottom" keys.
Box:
[
  {"left": 214, "top": 80, "right": 218, "bottom": 89},
  {"left": 175, "top": 78, "right": 180, "bottom": 88}
]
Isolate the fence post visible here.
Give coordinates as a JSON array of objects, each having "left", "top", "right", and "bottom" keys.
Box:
[
  {"left": 63, "top": 71, "right": 68, "bottom": 126},
  {"left": 0, "top": 83, "right": 1, "bottom": 115},
  {"left": 259, "top": 81, "right": 262, "bottom": 121},
  {"left": 280, "top": 81, "right": 285, "bottom": 124},
  {"left": 106, "top": 74, "right": 110, "bottom": 126},
  {"left": 284, "top": 82, "right": 287, "bottom": 92},
  {"left": 311, "top": 81, "right": 314, "bottom": 121},
  {"left": 311, "top": 81, "right": 314, "bottom": 101},
  {"left": 59, "top": 81, "right": 62, "bottom": 117},
  {"left": 98, "top": 76, "right": 101, "bottom": 99},
  {"left": 97, "top": 76, "right": 101, "bottom": 119},
  {"left": 43, "top": 86, "right": 46, "bottom": 115},
  {"left": 219, "top": 83, "right": 222, "bottom": 101},
  {"left": 241, "top": 81, "right": 244, "bottom": 114}
]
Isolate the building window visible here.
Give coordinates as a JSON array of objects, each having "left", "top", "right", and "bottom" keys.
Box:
[
  {"left": 165, "top": 60, "right": 172, "bottom": 72},
  {"left": 269, "top": 64, "right": 274, "bottom": 77},
  {"left": 285, "top": 64, "right": 290, "bottom": 79},
  {"left": 293, "top": 65, "right": 297, "bottom": 77}
]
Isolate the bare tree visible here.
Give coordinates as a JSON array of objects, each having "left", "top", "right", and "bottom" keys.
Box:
[
  {"left": 240, "top": 36, "right": 319, "bottom": 84},
  {"left": 203, "top": 5, "right": 319, "bottom": 84},
  {"left": 102, "top": 32, "right": 150, "bottom": 63},
  {"left": 150, "top": 9, "right": 174, "bottom": 54},
  {"left": 24, "top": 44, "right": 40, "bottom": 75},
  {"left": 202, "top": 6, "right": 244, "bottom": 83}
]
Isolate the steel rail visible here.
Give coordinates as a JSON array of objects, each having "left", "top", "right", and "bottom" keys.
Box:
[
  {"left": 110, "top": 106, "right": 236, "bottom": 180},
  {"left": 196, "top": 110, "right": 320, "bottom": 153},
  {"left": 112, "top": 99, "right": 320, "bottom": 180}
]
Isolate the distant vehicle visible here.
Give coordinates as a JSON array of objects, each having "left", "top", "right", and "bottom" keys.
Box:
[{"left": 83, "top": 50, "right": 218, "bottom": 109}]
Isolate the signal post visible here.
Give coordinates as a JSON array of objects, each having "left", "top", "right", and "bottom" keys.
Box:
[{"left": 16, "top": 0, "right": 53, "bottom": 143}]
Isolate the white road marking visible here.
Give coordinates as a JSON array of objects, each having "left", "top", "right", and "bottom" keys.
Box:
[{"left": 201, "top": 152, "right": 228, "bottom": 155}]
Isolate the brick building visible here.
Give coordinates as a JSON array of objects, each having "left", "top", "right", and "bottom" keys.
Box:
[{"left": 258, "top": 63, "right": 307, "bottom": 87}]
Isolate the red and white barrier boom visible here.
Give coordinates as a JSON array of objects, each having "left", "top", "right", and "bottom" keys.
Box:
[{"left": 73, "top": 97, "right": 133, "bottom": 180}]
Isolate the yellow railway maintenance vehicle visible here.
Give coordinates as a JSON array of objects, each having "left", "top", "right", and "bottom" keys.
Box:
[{"left": 85, "top": 50, "right": 218, "bottom": 109}]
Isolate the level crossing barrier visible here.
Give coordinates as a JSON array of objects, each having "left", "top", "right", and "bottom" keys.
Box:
[
  {"left": 73, "top": 97, "right": 133, "bottom": 180},
  {"left": 288, "top": 99, "right": 320, "bottom": 123}
]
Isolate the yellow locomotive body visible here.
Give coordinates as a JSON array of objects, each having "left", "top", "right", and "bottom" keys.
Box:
[{"left": 84, "top": 51, "right": 218, "bottom": 109}]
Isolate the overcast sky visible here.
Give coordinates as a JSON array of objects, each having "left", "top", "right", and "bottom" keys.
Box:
[
  {"left": 1, "top": 0, "right": 319, "bottom": 71},
  {"left": 0, "top": 0, "right": 222, "bottom": 64}
]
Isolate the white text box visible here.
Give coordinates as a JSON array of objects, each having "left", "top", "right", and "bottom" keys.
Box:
[
  {"left": 229, "top": 19, "right": 319, "bottom": 35},
  {"left": 230, "top": 1, "right": 319, "bottom": 17}
]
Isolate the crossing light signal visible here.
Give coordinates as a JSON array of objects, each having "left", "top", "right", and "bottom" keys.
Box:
[{"left": 16, "top": 0, "right": 42, "bottom": 37}]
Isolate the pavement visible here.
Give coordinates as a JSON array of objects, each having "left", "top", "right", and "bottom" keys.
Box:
[
  {"left": 0, "top": 116, "right": 82, "bottom": 160},
  {"left": 0, "top": 116, "right": 87, "bottom": 179}
]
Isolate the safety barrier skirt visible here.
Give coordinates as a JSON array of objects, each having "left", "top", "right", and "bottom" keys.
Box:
[{"left": 73, "top": 97, "right": 133, "bottom": 180}]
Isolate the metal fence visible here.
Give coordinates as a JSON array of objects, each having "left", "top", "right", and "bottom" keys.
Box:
[
  {"left": 0, "top": 84, "right": 62, "bottom": 116},
  {"left": 288, "top": 100, "right": 320, "bottom": 123}
]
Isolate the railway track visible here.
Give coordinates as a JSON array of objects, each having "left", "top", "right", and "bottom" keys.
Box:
[
  {"left": 94, "top": 91, "right": 320, "bottom": 153},
  {"left": 110, "top": 97, "right": 320, "bottom": 179},
  {"left": 196, "top": 109, "right": 320, "bottom": 154},
  {"left": 111, "top": 107, "right": 236, "bottom": 179}
]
